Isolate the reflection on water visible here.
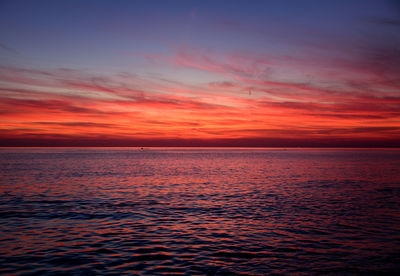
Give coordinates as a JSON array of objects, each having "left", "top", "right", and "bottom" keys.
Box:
[{"left": 0, "top": 148, "right": 399, "bottom": 274}]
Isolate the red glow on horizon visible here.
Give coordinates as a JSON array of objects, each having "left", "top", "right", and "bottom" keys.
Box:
[{"left": 1, "top": 46, "right": 399, "bottom": 147}]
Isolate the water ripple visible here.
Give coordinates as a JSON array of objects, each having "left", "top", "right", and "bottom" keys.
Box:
[{"left": 1, "top": 148, "right": 399, "bottom": 274}]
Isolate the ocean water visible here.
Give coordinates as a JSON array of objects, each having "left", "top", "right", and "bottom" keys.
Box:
[{"left": 0, "top": 148, "right": 399, "bottom": 275}]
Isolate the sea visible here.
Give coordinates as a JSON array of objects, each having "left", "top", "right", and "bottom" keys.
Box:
[{"left": 0, "top": 148, "right": 399, "bottom": 275}]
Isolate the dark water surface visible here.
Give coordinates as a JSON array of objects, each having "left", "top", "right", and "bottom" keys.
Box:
[{"left": 0, "top": 148, "right": 399, "bottom": 275}]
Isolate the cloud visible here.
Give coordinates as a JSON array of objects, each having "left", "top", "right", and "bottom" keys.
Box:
[
  {"left": 208, "top": 81, "right": 238, "bottom": 88},
  {"left": 369, "top": 17, "right": 400, "bottom": 26},
  {"left": 35, "top": 121, "right": 117, "bottom": 128},
  {"left": 0, "top": 42, "right": 20, "bottom": 56},
  {"left": 1, "top": 59, "right": 399, "bottom": 147}
]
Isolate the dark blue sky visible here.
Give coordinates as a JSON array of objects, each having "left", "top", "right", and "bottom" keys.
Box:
[{"left": 1, "top": 0, "right": 397, "bottom": 70}]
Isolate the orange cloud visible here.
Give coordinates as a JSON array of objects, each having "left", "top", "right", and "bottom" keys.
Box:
[{"left": 1, "top": 57, "right": 399, "bottom": 147}]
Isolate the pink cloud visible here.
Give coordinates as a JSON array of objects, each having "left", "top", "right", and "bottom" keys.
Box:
[{"left": 1, "top": 61, "right": 399, "bottom": 146}]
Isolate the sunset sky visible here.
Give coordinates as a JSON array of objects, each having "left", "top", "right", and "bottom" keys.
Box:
[{"left": 0, "top": 0, "right": 399, "bottom": 147}]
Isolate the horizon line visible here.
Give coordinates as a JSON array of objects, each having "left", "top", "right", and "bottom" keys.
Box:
[{"left": 1, "top": 146, "right": 400, "bottom": 149}]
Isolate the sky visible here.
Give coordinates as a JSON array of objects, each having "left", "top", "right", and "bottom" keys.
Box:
[{"left": 0, "top": 0, "right": 399, "bottom": 147}]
